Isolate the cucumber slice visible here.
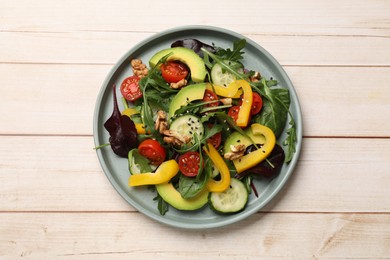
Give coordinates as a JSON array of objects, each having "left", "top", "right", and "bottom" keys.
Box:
[
  {"left": 210, "top": 164, "right": 220, "bottom": 178},
  {"left": 210, "top": 61, "right": 243, "bottom": 86},
  {"left": 209, "top": 178, "right": 248, "bottom": 214},
  {"left": 170, "top": 115, "right": 204, "bottom": 143}
]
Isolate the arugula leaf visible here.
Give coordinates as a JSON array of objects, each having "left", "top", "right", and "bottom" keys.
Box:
[
  {"left": 214, "top": 39, "right": 246, "bottom": 62},
  {"left": 283, "top": 118, "right": 297, "bottom": 163}
]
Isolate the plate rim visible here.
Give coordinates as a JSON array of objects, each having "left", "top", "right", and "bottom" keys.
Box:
[{"left": 93, "top": 25, "right": 303, "bottom": 229}]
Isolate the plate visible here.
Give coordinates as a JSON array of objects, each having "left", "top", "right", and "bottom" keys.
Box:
[{"left": 93, "top": 25, "right": 302, "bottom": 229}]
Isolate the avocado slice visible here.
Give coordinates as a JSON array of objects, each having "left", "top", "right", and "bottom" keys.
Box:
[
  {"left": 156, "top": 182, "right": 209, "bottom": 211},
  {"left": 149, "top": 47, "right": 207, "bottom": 82},
  {"left": 168, "top": 83, "right": 206, "bottom": 118},
  {"left": 223, "top": 127, "right": 266, "bottom": 155}
]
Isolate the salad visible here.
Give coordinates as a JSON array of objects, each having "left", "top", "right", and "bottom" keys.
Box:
[{"left": 98, "top": 38, "right": 297, "bottom": 215}]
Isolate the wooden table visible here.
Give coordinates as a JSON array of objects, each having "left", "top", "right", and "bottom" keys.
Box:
[{"left": 1, "top": 0, "right": 389, "bottom": 258}]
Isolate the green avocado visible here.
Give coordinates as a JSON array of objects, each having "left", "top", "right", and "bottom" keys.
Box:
[
  {"left": 223, "top": 127, "right": 266, "bottom": 155},
  {"left": 168, "top": 83, "right": 206, "bottom": 118},
  {"left": 149, "top": 47, "right": 207, "bottom": 82},
  {"left": 156, "top": 182, "right": 209, "bottom": 211}
]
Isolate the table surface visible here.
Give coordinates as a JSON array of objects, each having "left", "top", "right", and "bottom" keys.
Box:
[{"left": 1, "top": 0, "right": 390, "bottom": 259}]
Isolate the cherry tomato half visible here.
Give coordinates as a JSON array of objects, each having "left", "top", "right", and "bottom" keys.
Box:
[
  {"left": 207, "top": 124, "right": 222, "bottom": 149},
  {"left": 251, "top": 92, "right": 263, "bottom": 115},
  {"left": 208, "top": 132, "right": 222, "bottom": 149},
  {"left": 203, "top": 89, "right": 219, "bottom": 108},
  {"left": 120, "top": 75, "right": 142, "bottom": 101},
  {"left": 228, "top": 105, "right": 240, "bottom": 122},
  {"left": 178, "top": 151, "right": 202, "bottom": 177},
  {"left": 138, "top": 139, "right": 166, "bottom": 166},
  {"left": 160, "top": 61, "right": 189, "bottom": 83}
]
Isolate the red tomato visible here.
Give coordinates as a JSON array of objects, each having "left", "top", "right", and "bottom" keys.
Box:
[
  {"left": 207, "top": 124, "right": 222, "bottom": 149},
  {"left": 251, "top": 92, "right": 263, "bottom": 115},
  {"left": 160, "top": 61, "right": 189, "bottom": 83},
  {"left": 138, "top": 139, "right": 166, "bottom": 166},
  {"left": 178, "top": 151, "right": 202, "bottom": 177},
  {"left": 238, "top": 92, "right": 263, "bottom": 115},
  {"left": 208, "top": 132, "right": 222, "bottom": 149},
  {"left": 228, "top": 106, "right": 240, "bottom": 122},
  {"left": 203, "top": 89, "right": 219, "bottom": 108},
  {"left": 120, "top": 75, "right": 142, "bottom": 101}
]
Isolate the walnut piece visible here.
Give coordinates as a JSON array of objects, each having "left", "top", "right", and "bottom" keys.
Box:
[
  {"left": 170, "top": 78, "right": 187, "bottom": 89},
  {"left": 162, "top": 130, "right": 191, "bottom": 147},
  {"left": 224, "top": 144, "right": 246, "bottom": 160},
  {"left": 154, "top": 109, "right": 191, "bottom": 147},
  {"left": 155, "top": 110, "right": 168, "bottom": 133},
  {"left": 250, "top": 71, "right": 261, "bottom": 82},
  {"left": 131, "top": 59, "right": 148, "bottom": 78}
]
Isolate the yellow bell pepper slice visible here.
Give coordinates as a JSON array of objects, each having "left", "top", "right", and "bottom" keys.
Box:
[
  {"left": 122, "top": 108, "right": 149, "bottom": 134},
  {"left": 205, "top": 83, "right": 242, "bottom": 98},
  {"left": 122, "top": 108, "right": 140, "bottom": 117},
  {"left": 134, "top": 123, "right": 148, "bottom": 134},
  {"left": 233, "top": 124, "right": 276, "bottom": 173},
  {"left": 203, "top": 143, "right": 231, "bottom": 192},
  {"left": 129, "top": 160, "right": 179, "bottom": 187},
  {"left": 234, "top": 80, "right": 253, "bottom": 127}
]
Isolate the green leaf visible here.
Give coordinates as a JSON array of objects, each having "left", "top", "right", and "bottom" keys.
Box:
[
  {"left": 154, "top": 193, "right": 169, "bottom": 215},
  {"left": 178, "top": 174, "right": 208, "bottom": 199},
  {"left": 254, "top": 86, "right": 290, "bottom": 137},
  {"left": 214, "top": 39, "right": 246, "bottom": 62},
  {"left": 283, "top": 118, "right": 297, "bottom": 163},
  {"left": 128, "top": 149, "right": 152, "bottom": 174}
]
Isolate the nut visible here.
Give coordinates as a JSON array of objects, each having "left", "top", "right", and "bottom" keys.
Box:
[
  {"left": 170, "top": 78, "right": 187, "bottom": 89},
  {"left": 224, "top": 144, "right": 246, "bottom": 160},
  {"left": 131, "top": 59, "right": 148, "bottom": 78},
  {"left": 250, "top": 71, "right": 261, "bottom": 82}
]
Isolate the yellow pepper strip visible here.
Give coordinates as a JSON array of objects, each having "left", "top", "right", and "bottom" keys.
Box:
[
  {"left": 122, "top": 108, "right": 140, "bottom": 117},
  {"left": 134, "top": 123, "right": 148, "bottom": 134},
  {"left": 235, "top": 80, "right": 253, "bottom": 127},
  {"left": 205, "top": 83, "right": 242, "bottom": 98},
  {"left": 122, "top": 108, "right": 150, "bottom": 134},
  {"left": 233, "top": 124, "right": 276, "bottom": 173},
  {"left": 203, "top": 143, "right": 231, "bottom": 192},
  {"left": 129, "top": 160, "right": 179, "bottom": 187}
]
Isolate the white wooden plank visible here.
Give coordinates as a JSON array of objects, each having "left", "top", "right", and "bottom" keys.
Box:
[
  {"left": 0, "top": 31, "right": 389, "bottom": 66},
  {"left": 1, "top": 64, "right": 389, "bottom": 137},
  {"left": 0, "top": 212, "right": 389, "bottom": 259},
  {"left": 0, "top": 136, "right": 389, "bottom": 213},
  {"left": 1, "top": 0, "right": 389, "bottom": 37}
]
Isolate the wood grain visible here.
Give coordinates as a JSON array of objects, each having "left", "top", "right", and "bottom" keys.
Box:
[
  {"left": 1, "top": 212, "right": 389, "bottom": 259},
  {"left": 0, "top": 32, "right": 389, "bottom": 66},
  {"left": 1, "top": 0, "right": 389, "bottom": 37},
  {"left": 1, "top": 0, "right": 389, "bottom": 258},
  {"left": 0, "top": 136, "right": 389, "bottom": 213},
  {"left": 1, "top": 64, "right": 389, "bottom": 136}
]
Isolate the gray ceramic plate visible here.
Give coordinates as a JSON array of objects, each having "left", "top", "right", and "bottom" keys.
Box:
[{"left": 93, "top": 25, "right": 302, "bottom": 229}]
